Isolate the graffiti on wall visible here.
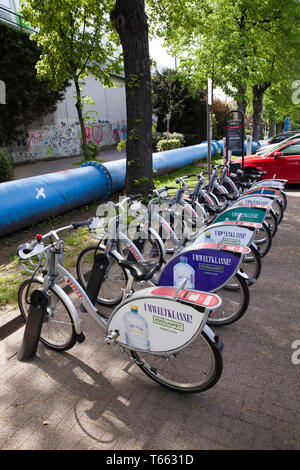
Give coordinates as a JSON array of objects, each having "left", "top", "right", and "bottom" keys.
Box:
[
  {"left": 82, "top": 120, "right": 127, "bottom": 146},
  {"left": 11, "top": 119, "right": 127, "bottom": 163}
]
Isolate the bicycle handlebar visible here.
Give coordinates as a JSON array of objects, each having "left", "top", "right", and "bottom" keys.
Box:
[{"left": 72, "top": 219, "right": 91, "bottom": 229}]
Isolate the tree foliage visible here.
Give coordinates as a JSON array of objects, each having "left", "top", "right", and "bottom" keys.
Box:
[
  {"left": 20, "top": 0, "right": 122, "bottom": 159},
  {"left": 147, "top": 0, "right": 300, "bottom": 139},
  {"left": 0, "top": 22, "right": 67, "bottom": 147},
  {"left": 152, "top": 68, "right": 207, "bottom": 141}
]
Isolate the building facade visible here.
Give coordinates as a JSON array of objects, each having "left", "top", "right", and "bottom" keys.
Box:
[{"left": 0, "top": 2, "right": 127, "bottom": 164}]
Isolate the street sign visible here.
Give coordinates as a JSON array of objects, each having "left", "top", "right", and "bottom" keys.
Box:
[
  {"left": 226, "top": 120, "right": 243, "bottom": 151},
  {"left": 225, "top": 110, "right": 245, "bottom": 171},
  {"left": 207, "top": 78, "right": 212, "bottom": 106}
]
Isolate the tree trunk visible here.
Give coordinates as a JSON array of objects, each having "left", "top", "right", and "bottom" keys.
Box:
[
  {"left": 237, "top": 84, "right": 247, "bottom": 116},
  {"left": 276, "top": 122, "right": 284, "bottom": 134},
  {"left": 268, "top": 119, "right": 276, "bottom": 138},
  {"left": 111, "top": 0, "right": 153, "bottom": 195},
  {"left": 74, "top": 77, "right": 88, "bottom": 160},
  {"left": 252, "top": 83, "right": 270, "bottom": 141}
]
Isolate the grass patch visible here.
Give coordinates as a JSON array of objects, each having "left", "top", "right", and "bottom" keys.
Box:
[
  {"left": 0, "top": 154, "right": 225, "bottom": 309},
  {"left": 154, "top": 154, "right": 224, "bottom": 188},
  {"left": 0, "top": 272, "right": 27, "bottom": 307}
]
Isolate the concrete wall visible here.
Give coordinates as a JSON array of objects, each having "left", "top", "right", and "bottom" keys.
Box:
[{"left": 10, "top": 73, "right": 127, "bottom": 164}]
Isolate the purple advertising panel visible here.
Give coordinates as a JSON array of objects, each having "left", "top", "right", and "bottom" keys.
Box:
[{"left": 158, "top": 248, "right": 241, "bottom": 292}]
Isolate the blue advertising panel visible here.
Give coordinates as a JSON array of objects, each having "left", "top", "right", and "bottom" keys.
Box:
[{"left": 158, "top": 248, "right": 241, "bottom": 292}]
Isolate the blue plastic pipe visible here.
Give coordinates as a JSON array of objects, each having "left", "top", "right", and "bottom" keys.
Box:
[
  {"left": 100, "top": 142, "right": 218, "bottom": 193},
  {"left": 0, "top": 163, "right": 112, "bottom": 236},
  {"left": 0, "top": 138, "right": 257, "bottom": 236}
]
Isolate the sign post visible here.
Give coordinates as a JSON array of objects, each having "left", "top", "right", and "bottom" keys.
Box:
[
  {"left": 166, "top": 113, "right": 171, "bottom": 150},
  {"left": 207, "top": 78, "right": 212, "bottom": 178},
  {"left": 0, "top": 80, "right": 6, "bottom": 105},
  {"left": 225, "top": 109, "right": 245, "bottom": 171},
  {"left": 246, "top": 135, "right": 252, "bottom": 156}
]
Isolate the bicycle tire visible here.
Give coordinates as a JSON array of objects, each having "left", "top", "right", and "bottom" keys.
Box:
[
  {"left": 252, "top": 222, "right": 272, "bottom": 258},
  {"left": 279, "top": 191, "right": 287, "bottom": 212},
  {"left": 18, "top": 278, "right": 77, "bottom": 351},
  {"left": 76, "top": 245, "right": 128, "bottom": 306},
  {"left": 130, "top": 229, "right": 164, "bottom": 266},
  {"left": 157, "top": 209, "right": 187, "bottom": 255},
  {"left": 130, "top": 328, "right": 223, "bottom": 393},
  {"left": 272, "top": 199, "right": 284, "bottom": 224},
  {"left": 264, "top": 209, "right": 278, "bottom": 237},
  {"left": 206, "top": 273, "right": 250, "bottom": 326},
  {"left": 224, "top": 243, "right": 262, "bottom": 289},
  {"left": 241, "top": 242, "right": 262, "bottom": 286}
]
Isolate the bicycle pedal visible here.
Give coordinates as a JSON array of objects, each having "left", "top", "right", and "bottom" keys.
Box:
[
  {"left": 105, "top": 329, "right": 120, "bottom": 344},
  {"left": 247, "top": 278, "right": 257, "bottom": 284}
]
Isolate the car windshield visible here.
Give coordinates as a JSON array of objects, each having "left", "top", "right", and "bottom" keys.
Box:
[
  {"left": 257, "top": 141, "right": 285, "bottom": 157},
  {"left": 257, "top": 133, "right": 300, "bottom": 156}
]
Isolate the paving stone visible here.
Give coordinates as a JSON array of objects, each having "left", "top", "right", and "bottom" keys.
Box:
[{"left": 0, "top": 193, "right": 299, "bottom": 449}]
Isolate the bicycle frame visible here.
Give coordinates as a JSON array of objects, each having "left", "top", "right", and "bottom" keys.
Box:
[
  {"left": 90, "top": 199, "right": 166, "bottom": 266},
  {"left": 32, "top": 238, "right": 221, "bottom": 356}
]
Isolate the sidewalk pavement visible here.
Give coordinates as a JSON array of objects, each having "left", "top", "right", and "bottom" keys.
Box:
[
  {"left": 13, "top": 148, "right": 126, "bottom": 180},
  {"left": 0, "top": 194, "right": 299, "bottom": 450}
]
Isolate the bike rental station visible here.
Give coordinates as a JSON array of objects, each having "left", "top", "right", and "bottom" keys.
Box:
[{"left": 15, "top": 105, "right": 289, "bottom": 395}]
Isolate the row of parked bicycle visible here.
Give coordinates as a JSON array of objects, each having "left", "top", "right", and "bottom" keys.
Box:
[{"left": 17, "top": 163, "right": 287, "bottom": 393}]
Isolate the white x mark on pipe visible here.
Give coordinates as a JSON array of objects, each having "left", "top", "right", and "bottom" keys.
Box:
[{"left": 35, "top": 187, "right": 46, "bottom": 199}]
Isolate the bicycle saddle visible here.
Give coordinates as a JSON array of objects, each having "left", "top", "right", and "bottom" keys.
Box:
[
  {"left": 118, "top": 259, "right": 161, "bottom": 282},
  {"left": 203, "top": 203, "right": 223, "bottom": 215},
  {"left": 225, "top": 193, "right": 238, "bottom": 201}
]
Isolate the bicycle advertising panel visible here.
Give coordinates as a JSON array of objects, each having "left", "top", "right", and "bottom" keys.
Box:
[
  {"left": 213, "top": 205, "right": 268, "bottom": 225},
  {"left": 193, "top": 222, "right": 255, "bottom": 247},
  {"left": 231, "top": 195, "right": 275, "bottom": 209},
  {"left": 107, "top": 293, "right": 220, "bottom": 354},
  {"left": 251, "top": 180, "right": 287, "bottom": 189},
  {"left": 157, "top": 246, "right": 243, "bottom": 293},
  {"left": 242, "top": 188, "right": 280, "bottom": 198}
]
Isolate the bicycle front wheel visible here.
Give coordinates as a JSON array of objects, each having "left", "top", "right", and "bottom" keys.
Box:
[
  {"left": 18, "top": 278, "right": 77, "bottom": 351},
  {"left": 76, "top": 245, "right": 128, "bottom": 306},
  {"left": 131, "top": 328, "right": 223, "bottom": 393}
]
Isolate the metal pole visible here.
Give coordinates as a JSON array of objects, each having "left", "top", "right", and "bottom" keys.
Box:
[{"left": 207, "top": 78, "right": 212, "bottom": 179}]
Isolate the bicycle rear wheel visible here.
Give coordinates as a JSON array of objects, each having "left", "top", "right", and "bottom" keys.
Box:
[
  {"left": 240, "top": 243, "right": 262, "bottom": 286},
  {"left": 131, "top": 328, "right": 223, "bottom": 393},
  {"left": 272, "top": 199, "right": 284, "bottom": 224},
  {"left": 207, "top": 273, "right": 250, "bottom": 326},
  {"left": 225, "top": 244, "right": 261, "bottom": 288},
  {"left": 18, "top": 278, "right": 77, "bottom": 351},
  {"left": 264, "top": 209, "right": 278, "bottom": 237},
  {"left": 252, "top": 222, "right": 272, "bottom": 257}
]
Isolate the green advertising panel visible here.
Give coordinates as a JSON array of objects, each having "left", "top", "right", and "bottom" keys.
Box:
[{"left": 214, "top": 206, "right": 266, "bottom": 225}]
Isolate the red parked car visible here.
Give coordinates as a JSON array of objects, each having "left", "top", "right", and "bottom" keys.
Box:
[{"left": 234, "top": 139, "right": 300, "bottom": 183}]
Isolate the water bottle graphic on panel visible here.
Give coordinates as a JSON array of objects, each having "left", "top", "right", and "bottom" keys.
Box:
[
  {"left": 173, "top": 256, "right": 195, "bottom": 289},
  {"left": 124, "top": 304, "right": 151, "bottom": 351}
]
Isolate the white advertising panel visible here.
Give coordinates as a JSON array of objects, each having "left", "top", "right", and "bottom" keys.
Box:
[
  {"left": 108, "top": 296, "right": 206, "bottom": 353},
  {"left": 194, "top": 223, "right": 254, "bottom": 247}
]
